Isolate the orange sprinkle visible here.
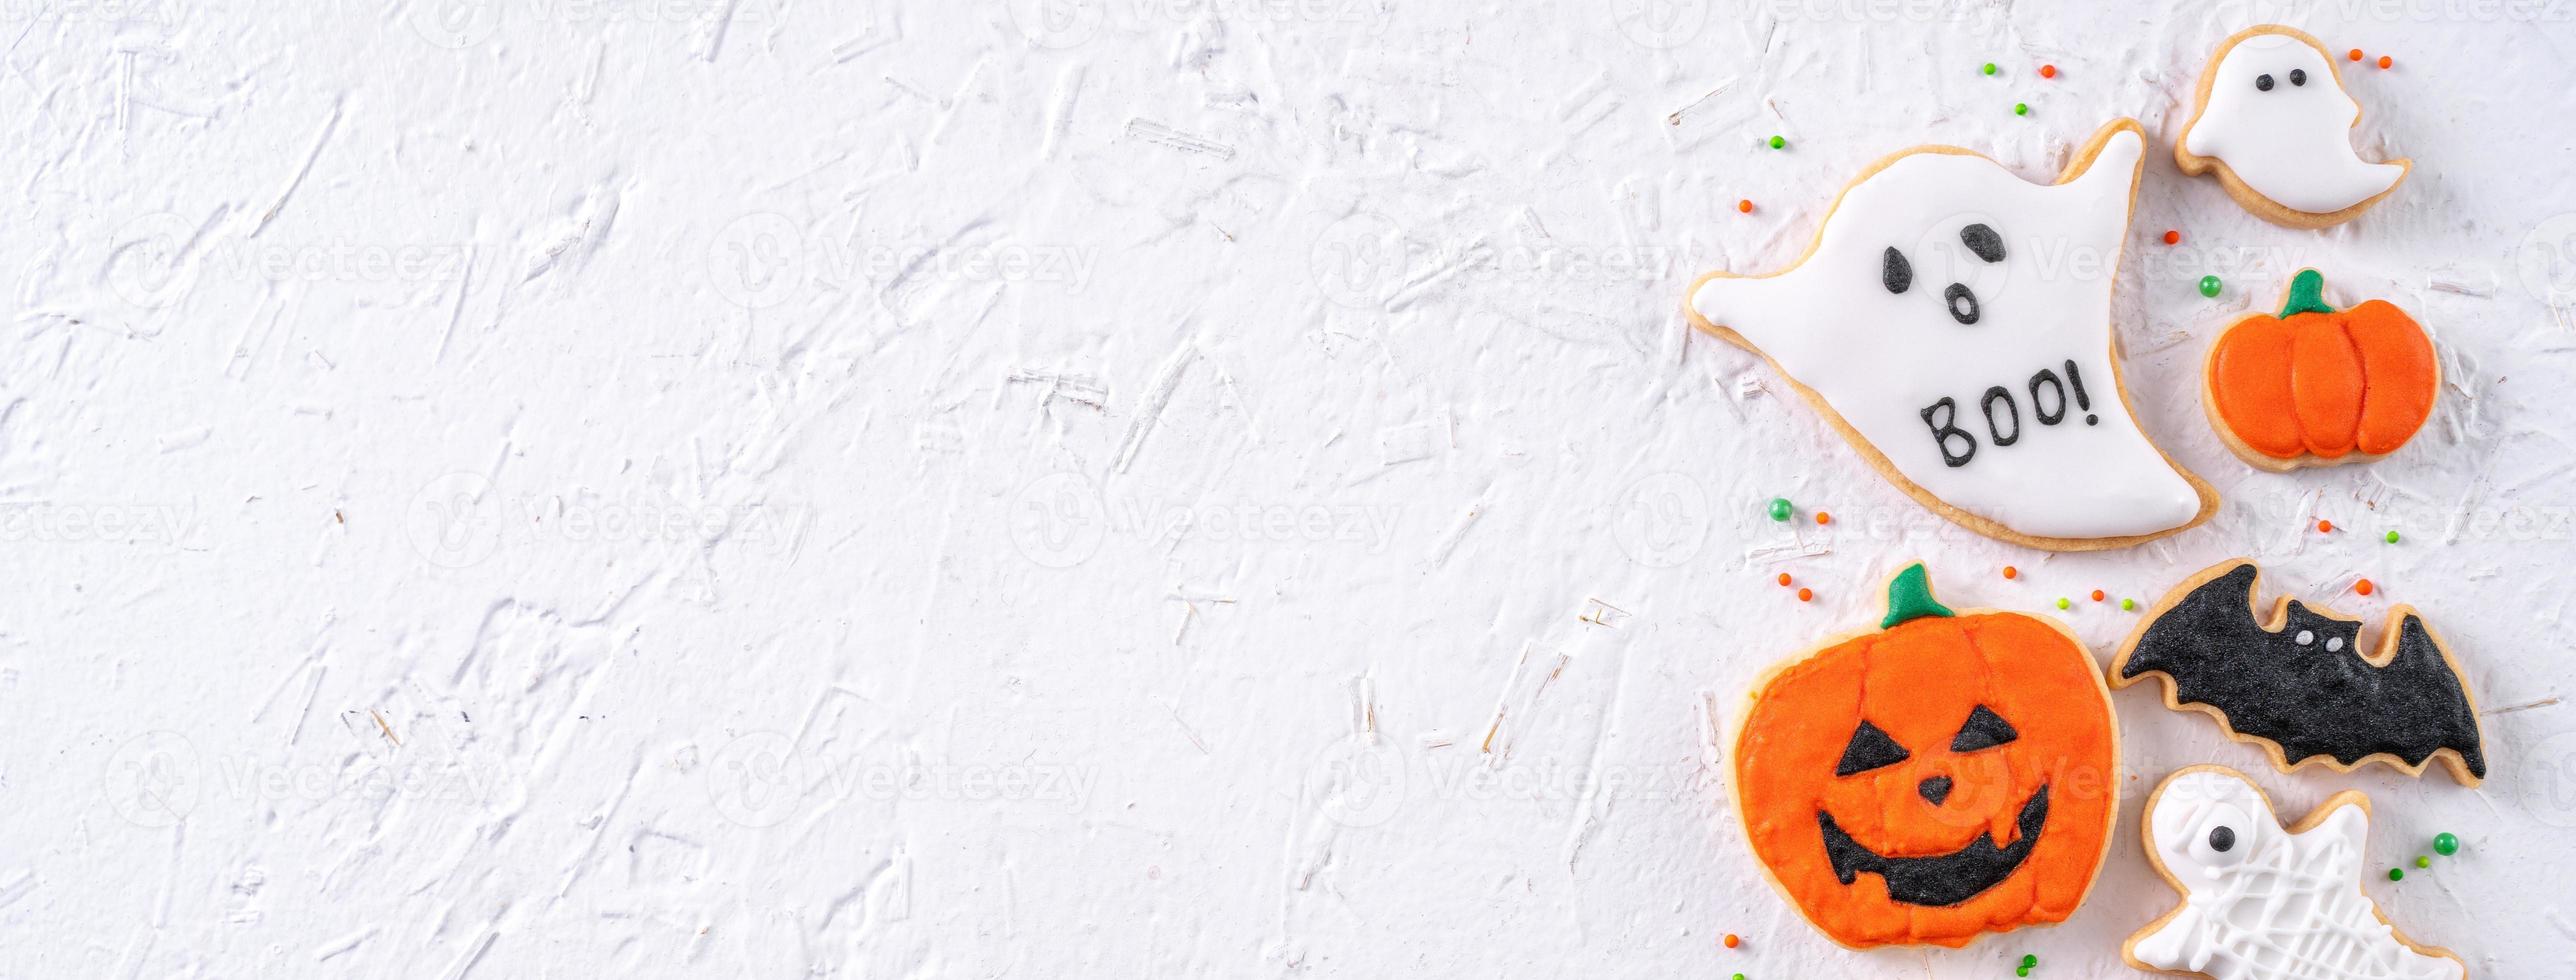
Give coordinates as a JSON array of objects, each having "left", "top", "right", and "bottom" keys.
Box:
[
  {"left": 1777, "top": 572, "right": 1792, "bottom": 587},
  {"left": 2092, "top": 589, "right": 2107, "bottom": 602},
  {"left": 1797, "top": 588, "right": 1813, "bottom": 602},
  {"left": 2357, "top": 579, "right": 2376, "bottom": 596},
  {"left": 2348, "top": 48, "right": 2364, "bottom": 61},
  {"left": 1814, "top": 511, "right": 1832, "bottom": 525},
  {"left": 2378, "top": 55, "right": 2393, "bottom": 69},
  {"left": 2002, "top": 565, "right": 2019, "bottom": 580},
  {"left": 1737, "top": 199, "right": 1754, "bottom": 213},
  {"left": 1723, "top": 934, "right": 1740, "bottom": 949},
  {"left": 2162, "top": 230, "right": 2180, "bottom": 245},
  {"left": 2039, "top": 64, "right": 2058, "bottom": 79},
  {"left": 2317, "top": 519, "right": 2334, "bottom": 533}
]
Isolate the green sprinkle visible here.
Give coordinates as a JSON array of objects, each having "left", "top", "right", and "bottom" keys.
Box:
[
  {"left": 2415, "top": 855, "right": 2430, "bottom": 868},
  {"left": 2121, "top": 597, "right": 2137, "bottom": 611},
  {"left": 1767, "top": 497, "right": 1793, "bottom": 522},
  {"left": 2199, "top": 275, "right": 2222, "bottom": 298},
  {"left": 2434, "top": 832, "right": 2459, "bottom": 855},
  {"left": 2055, "top": 597, "right": 2071, "bottom": 610},
  {"left": 2385, "top": 530, "right": 2401, "bottom": 543},
  {"left": 1768, "top": 135, "right": 1785, "bottom": 149},
  {"left": 2022, "top": 954, "right": 2038, "bottom": 968},
  {"left": 1982, "top": 62, "right": 1998, "bottom": 76},
  {"left": 1733, "top": 974, "right": 1747, "bottom": 980},
  {"left": 2014, "top": 102, "right": 2029, "bottom": 116},
  {"left": 2017, "top": 969, "right": 2030, "bottom": 978},
  {"left": 2388, "top": 867, "right": 2404, "bottom": 881}
]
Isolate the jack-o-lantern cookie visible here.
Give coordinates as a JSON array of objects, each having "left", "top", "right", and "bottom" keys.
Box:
[
  {"left": 2175, "top": 25, "right": 2410, "bottom": 228},
  {"left": 2128, "top": 766, "right": 2467, "bottom": 979},
  {"left": 2203, "top": 269, "right": 2439, "bottom": 471},
  {"left": 1686, "top": 119, "right": 2218, "bottom": 551},
  {"left": 1731, "top": 563, "right": 2119, "bottom": 949}
]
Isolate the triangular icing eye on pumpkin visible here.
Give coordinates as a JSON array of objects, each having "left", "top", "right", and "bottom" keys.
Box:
[
  {"left": 1951, "top": 704, "right": 2021, "bottom": 752},
  {"left": 1836, "top": 720, "right": 1912, "bottom": 776}
]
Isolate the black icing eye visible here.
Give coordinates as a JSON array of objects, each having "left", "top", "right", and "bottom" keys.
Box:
[
  {"left": 1949, "top": 704, "right": 2019, "bottom": 752},
  {"left": 2255, "top": 73, "right": 2275, "bottom": 92},
  {"left": 2208, "top": 826, "right": 2237, "bottom": 852},
  {"left": 1960, "top": 223, "right": 2004, "bottom": 263},
  {"left": 2289, "top": 68, "right": 2307, "bottom": 86},
  {"left": 1882, "top": 246, "right": 1913, "bottom": 294},
  {"left": 1835, "top": 720, "right": 1910, "bottom": 776}
]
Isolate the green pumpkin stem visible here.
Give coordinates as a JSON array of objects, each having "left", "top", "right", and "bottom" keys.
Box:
[
  {"left": 2277, "top": 269, "right": 2337, "bottom": 318},
  {"left": 1880, "top": 563, "right": 1956, "bottom": 629}
]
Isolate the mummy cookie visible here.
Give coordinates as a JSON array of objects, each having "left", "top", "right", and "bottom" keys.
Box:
[
  {"left": 1686, "top": 119, "right": 2217, "bottom": 551},
  {"left": 2112, "top": 560, "right": 2486, "bottom": 786},
  {"left": 2176, "top": 25, "right": 2410, "bottom": 228},
  {"left": 1732, "top": 563, "right": 2118, "bottom": 949},
  {"left": 2128, "top": 766, "right": 2467, "bottom": 980},
  {"left": 2205, "top": 270, "right": 2439, "bottom": 471}
]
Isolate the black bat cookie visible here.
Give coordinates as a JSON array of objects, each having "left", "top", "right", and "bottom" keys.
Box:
[{"left": 2111, "top": 560, "right": 2485, "bottom": 786}]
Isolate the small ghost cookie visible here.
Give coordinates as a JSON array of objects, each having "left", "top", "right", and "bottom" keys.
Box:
[
  {"left": 2128, "top": 766, "right": 2467, "bottom": 980},
  {"left": 2203, "top": 269, "right": 2440, "bottom": 470},
  {"left": 2175, "top": 25, "right": 2410, "bottom": 228},
  {"left": 1686, "top": 119, "right": 2217, "bottom": 550}
]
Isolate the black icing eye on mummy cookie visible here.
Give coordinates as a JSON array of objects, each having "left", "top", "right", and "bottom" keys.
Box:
[
  {"left": 2176, "top": 26, "right": 2411, "bottom": 228},
  {"left": 1685, "top": 119, "right": 2217, "bottom": 550}
]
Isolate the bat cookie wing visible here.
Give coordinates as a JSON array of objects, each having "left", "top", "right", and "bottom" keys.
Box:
[{"left": 2111, "top": 560, "right": 2486, "bottom": 786}]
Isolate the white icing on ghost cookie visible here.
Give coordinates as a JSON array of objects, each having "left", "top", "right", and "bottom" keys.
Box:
[
  {"left": 2178, "top": 26, "right": 2409, "bottom": 223},
  {"left": 1686, "top": 120, "right": 2214, "bottom": 548},
  {"left": 2127, "top": 767, "right": 2467, "bottom": 980}
]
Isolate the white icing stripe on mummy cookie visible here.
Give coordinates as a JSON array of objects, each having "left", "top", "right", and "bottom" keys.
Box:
[
  {"left": 2181, "top": 28, "right": 2407, "bottom": 217},
  {"left": 1690, "top": 121, "right": 2210, "bottom": 544},
  {"left": 2130, "top": 768, "right": 2465, "bottom": 980}
]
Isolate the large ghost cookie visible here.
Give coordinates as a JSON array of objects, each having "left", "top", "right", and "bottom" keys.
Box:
[
  {"left": 2128, "top": 766, "right": 2467, "bottom": 980},
  {"left": 1686, "top": 119, "right": 2218, "bottom": 550},
  {"left": 2176, "top": 25, "right": 2411, "bottom": 228}
]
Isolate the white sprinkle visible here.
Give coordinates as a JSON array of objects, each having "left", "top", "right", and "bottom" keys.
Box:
[{"left": 2294, "top": 630, "right": 2315, "bottom": 646}]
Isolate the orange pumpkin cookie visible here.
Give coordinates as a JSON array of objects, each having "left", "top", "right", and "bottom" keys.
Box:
[
  {"left": 2203, "top": 269, "right": 2438, "bottom": 471},
  {"left": 1731, "top": 563, "right": 2119, "bottom": 949}
]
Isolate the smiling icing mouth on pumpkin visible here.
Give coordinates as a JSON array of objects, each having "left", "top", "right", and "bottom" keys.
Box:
[{"left": 1817, "top": 785, "right": 2051, "bottom": 907}]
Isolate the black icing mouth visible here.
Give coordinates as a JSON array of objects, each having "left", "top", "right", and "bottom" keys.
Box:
[
  {"left": 1943, "top": 282, "right": 1981, "bottom": 325},
  {"left": 1818, "top": 784, "right": 2049, "bottom": 907}
]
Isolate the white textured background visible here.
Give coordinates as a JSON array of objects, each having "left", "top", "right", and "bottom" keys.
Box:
[{"left": 7, "top": 0, "right": 2576, "bottom": 976}]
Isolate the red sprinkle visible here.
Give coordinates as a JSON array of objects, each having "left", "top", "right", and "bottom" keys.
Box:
[
  {"left": 1737, "top": 199, "right": 1754, "bottom": 214},
  {"left": 2357, "top": 579, "right": 2376, "bottom": 596},
  {"left": 2317, "top": 519, "right": 2335, "bottom": 533},
  {"left": 1723, "top": 934, "right": 1741, "bottom": 949},
  {"left": 2092, "top": 589, "right": 2107, "bottom": 602},
  {"left": 1797, "top": 588, "right": 1814, "bottom": 602},
  {"left": 1777, "top": 572, "right": 1792, "bottom": 587},
  {"left": 2163, "top": 230, "right": 2180, "bottom": 245},
  {"left": 2348, "top": 48, "right": 2364, "bottom": 61},
  {"left": 2039, "top": 64, "right": 2058, "bottom": 79},
  {"left": 1814, "top": 511, "right": 1832, "bottom": 526},
  {"left": 2002, "top": 565, "right": 2019, "bottom": 580},
  {"left": 2378, "top": 55, "right": 2393, "bottom": 69}
]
